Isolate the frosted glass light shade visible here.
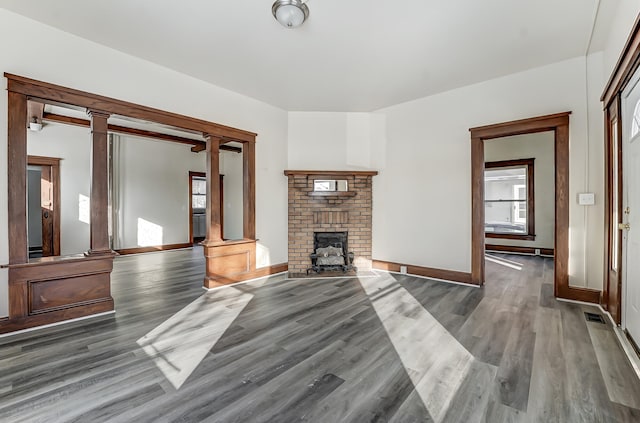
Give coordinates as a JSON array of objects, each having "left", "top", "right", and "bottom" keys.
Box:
[{"left": 272, "top": 0, "right": 309, "bottom": 29}]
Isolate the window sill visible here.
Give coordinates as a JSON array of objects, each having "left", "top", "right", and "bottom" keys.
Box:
[{"left": 485, "top": 233, "right": 536, "bottom": 241}]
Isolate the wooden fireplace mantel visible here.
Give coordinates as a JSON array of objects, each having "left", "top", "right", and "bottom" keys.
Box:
[{"left": 284, "top": 170, "right": 379, "bottom": 177}]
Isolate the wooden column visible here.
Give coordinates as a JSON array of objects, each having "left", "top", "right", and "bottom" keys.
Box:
[
  {"left": 554, "top": 122, "right": 570, "bottom": 297},
  {"left": 470, "top": 137, "right": 485, "bottom": 285},
  {"left": 243, "top": 141, "right": 256, "bottom": 240},
  {"left": 7, "top": 91, "right": 28, "bottom": 264},
  {"left": 203, "top": 134, "right": 222, "bottom": 243},
  {"left": 86, "top": 110, "right": 112, "bottom": 255}
]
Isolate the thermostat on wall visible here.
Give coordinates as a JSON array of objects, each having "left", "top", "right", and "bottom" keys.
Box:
[{"left": 578, "top": 193, "right": 595, "bottom": 205}]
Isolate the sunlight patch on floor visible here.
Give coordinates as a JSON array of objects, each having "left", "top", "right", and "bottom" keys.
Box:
[
  {"left": 485, "top": 253, "right": 523, "bottom": 271},
  {"left": 137, "top": 287, "right": 253, "bottom": 390},
  {"left": 359, "top": 273, "right": 475, "bottom": 423}
]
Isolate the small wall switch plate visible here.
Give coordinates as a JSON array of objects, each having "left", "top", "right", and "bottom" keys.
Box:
[
  {"left": 400, "top": 265, "right": 407, "bottom": 274},
  {"left": 578, "top": 193, "right": 595, "bottom": 205}
]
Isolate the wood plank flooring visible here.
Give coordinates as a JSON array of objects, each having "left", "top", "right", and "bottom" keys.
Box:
[{"left": 0, "top": 248, "right": 639, "bottom": 422}]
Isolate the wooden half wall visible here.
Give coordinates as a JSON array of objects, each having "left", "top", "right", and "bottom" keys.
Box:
[{"left": 1, "top": 73, "right": 259, "bottom": 333}]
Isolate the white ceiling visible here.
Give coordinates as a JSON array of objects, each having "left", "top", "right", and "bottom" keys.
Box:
[{"left": 0, "top": 0, "right": 614, "bottom": 112}]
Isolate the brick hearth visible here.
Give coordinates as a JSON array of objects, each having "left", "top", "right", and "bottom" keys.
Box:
[{"left": 284, "top": 170, "right": 378, "bottom": 275}]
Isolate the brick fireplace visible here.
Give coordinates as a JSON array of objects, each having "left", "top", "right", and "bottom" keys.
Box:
[{"left": 284, "top": 170, "right": 378, "bottom": 276}]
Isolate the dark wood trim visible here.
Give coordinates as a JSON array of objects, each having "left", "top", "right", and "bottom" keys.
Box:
[
  {"left": 0, "top": 301, "right": 114, "bottom": 334},
  {"left": 243, "top": 141, "right": 256, "bottom": 240},
  {"left": 602, "top": 103, "right": 611, "bottom": 315},
  {"left": 484, "top": 158, "right": 535, "bottom": 169},
  {"left": 203, "top": 241, "right": 257, "bottom": 288},
  {"left": 27, "top": 155, "right": 61, "bottom": 257},
  {"left": 85, "top": 110, "right": 113, "bottom": 256},
  {"left": 4, "top": 252, "right": 111, "bottom": 269},
  {"left": 470, "top": 112, "right": 577, "bottom": 301},
  {"left": 8, "top": 91, "right": 28, "bottom": 264},
  {"left": 603, "top": 98, "right": 624, "bottom": 323},
  {"left": 554, "top": 122, "right": 571, "bottom": 299},
  {"left": 42, "top": 112, "right": 242, "bottom": 153},
  {"left": 558, "top": 286, "right": 601, "bottom": 304},
  {"left": 308, "top": 191, "right": 357, "bottom": 197},
  {"left": 486, "top": 233, "right": 536, "bottom": 241},
  {"left": 284, "top": 170, "right": 379, "bottom": 177},
  {"left": 0, "top": 255, "right": 114, "bottom": 333},
  {"left": 601, "top": 13, "right": 640, "bottom": 106},
  {"left": 26, "top": 155, "right": 61, "bottom": 166},
  {"left": 204, "top": 261, "right": 288, "bottom": 290},
  {"left": 485, "top": 158, "right": 536, "bottom": 240},
  {"left": 372, "top": 260, "right": 473, "bottom": 284},
  {"left": 5, "top": 73, "right": 257, "bottom": 143},
  {"left": 251, "top": 263, "right": 289, "bottom": 279},
  {"left": 471, "top": 136, "right": 485, "bottom": 285},
  {"left": 203, "top": 137, "right": 223, "bottom": 244},
  {"left": 27, "top": 100, "right": 44, "bottom": 127},
  {"left": 4, "top": 73, "right": 258, "bottom": 333},
  {"left": 469, "top": 112, "right": 571, "bottom": 140},
  {"left": 486, "top": 244, "right": 554, "bottom": 256},
  {"left": 115, "top": 243, "right": 193, "bottom": 255}
]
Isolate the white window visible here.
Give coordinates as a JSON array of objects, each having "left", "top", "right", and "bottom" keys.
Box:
[
  {"left": 484, "top": 158, "right": 535, "bottom": 240},
  {"left": 192, "top": 178, "right": 206, "bottom": 209}
]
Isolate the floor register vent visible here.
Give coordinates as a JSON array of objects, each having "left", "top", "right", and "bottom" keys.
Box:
[{"left": 584, "top": 312, "right": 606, "bottom": 324}]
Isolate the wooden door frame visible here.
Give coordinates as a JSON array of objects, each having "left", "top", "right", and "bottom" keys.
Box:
[
  {"left": 603, "top": 97, "right": 624, "bottom": 323},
  {"left": 189, "top": 171, "right": 224, "bottom": 243},
  {"left": 27, "top": 155, "right": 61, "bottom": 257},
  {"left": 470, "top": 112, "right": 599, "bottom": 303}
]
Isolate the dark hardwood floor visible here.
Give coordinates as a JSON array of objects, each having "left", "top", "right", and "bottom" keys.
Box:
[{"left": 0, "top": 249, "right": 639, "bottom": 422}]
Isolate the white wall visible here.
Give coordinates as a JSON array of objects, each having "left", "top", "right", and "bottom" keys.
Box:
[
  {"left": 602, "top": 1, "right": 640, "bottom": 80},
  {"left": 374, "top": 56, "right": 608, "bottom": 289},
  {"left": 484, "top": 132, "right": 555, "bottom": 249},
  {"left": 114, "top": 135, "right": 206, "bottom": 249},
  {"left": 288, "top": 56, "right": 605, "bottom": 289},
  {"left": 288, "top": 112, "right": 375, "bottom": 170},
  {"left": 0, "top": 9, "right": 289, "bottom": 317},
  {"left": 27, "top": 122, "right": 92, "bottom": 256}
]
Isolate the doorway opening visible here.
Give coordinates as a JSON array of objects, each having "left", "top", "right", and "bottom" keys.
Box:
[
  {"left": 27, "top": 155, "right": 60, "bottom": 258},
  {"left": 470, "top": 112, "right": 599, "bottom": 303},
  {"left": 189, "top": 171, "right": 224, "bottom": 244}
]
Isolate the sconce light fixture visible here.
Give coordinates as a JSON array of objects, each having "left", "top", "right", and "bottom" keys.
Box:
[{"left": 29, "top": 116, "right": 43, "bottom": 132}]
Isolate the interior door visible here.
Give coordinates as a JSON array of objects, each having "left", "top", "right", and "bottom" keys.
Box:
[
  {"left": 622, "top": 71, "right": 640, "bottom": 344},
  {"left": 27, "top": 156, "right": 60, "bottom": 258},
  {"left": 40, "top": 164, "right": 54, "bottom": 256}
]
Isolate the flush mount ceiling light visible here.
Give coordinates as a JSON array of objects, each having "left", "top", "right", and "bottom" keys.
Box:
[{"left": 272, "top": 0, "right": 309, "bottom": 29}]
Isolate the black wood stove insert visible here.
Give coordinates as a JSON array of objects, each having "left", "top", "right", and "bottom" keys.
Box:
[{"left": 308, "top": 231, "right": 355, "bottom": 274}]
